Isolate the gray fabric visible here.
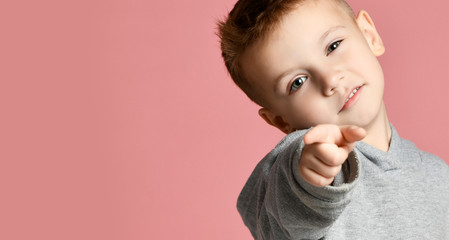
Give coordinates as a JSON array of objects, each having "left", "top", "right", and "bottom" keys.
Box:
[{"left": 237, "top": 125, "right": 449, "bottom": 239}]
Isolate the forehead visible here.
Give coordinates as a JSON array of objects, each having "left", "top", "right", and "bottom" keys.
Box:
[
  {"left": 262, "top": 1, "right": 355, "bottom": 56},
  {"left": 273, "top": 1, "right": 353, "bottom": 38}
]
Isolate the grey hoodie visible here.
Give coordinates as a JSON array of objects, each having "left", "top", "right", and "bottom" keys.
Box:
[{"left": 238, "top": 126, "right": 449, "bottom": 239}]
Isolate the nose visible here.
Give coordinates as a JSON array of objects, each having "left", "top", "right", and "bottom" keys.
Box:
[{"left": 317, "top": 68, "right": 344, "bottom": 96}]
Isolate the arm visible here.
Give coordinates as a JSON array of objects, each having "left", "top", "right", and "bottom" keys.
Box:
[{"left": 237, "top": 125, "right": 365, "bottom": 239}]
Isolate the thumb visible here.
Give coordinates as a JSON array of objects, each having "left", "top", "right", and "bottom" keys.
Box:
[
  {"left": 337, "top": 125, "right": 367, "bottom": 153},
  {"left": 340, "top": 125, "right": 367, "bottom": 144}
]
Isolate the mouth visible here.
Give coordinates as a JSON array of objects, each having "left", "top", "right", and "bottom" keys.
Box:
[
  {"left": 339, "top": 85, "right": 363, "bottom": 112},
  {"left": 345, "top": 87, "right": 360, "bottom": 103}
]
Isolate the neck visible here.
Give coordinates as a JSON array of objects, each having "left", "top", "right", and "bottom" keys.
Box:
[{"left": 361, "top": 102, "right": 392, "bottom": 152}]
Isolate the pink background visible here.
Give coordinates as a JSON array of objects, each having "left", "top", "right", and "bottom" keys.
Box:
[{"left": 1, "top": 0, "right": 448, "bottom": 239}]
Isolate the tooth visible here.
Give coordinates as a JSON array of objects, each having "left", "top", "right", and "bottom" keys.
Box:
[{"left": 345, "top": 87, "right": 360, "bottom": 104}]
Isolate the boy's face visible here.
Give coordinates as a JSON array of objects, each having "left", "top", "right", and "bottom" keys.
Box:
[{"left": 240, "top": 0, "right": 386, "bottom": 133}]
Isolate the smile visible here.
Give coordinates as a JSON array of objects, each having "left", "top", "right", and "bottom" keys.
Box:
[
  {"left": 345, "top": 87, "right": 360, "bottom": 103},
  {"left": 339, "top": 85, "right": 364, "bottom": 113}
]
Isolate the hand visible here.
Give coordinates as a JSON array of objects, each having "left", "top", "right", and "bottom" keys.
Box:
[{"left": 299, "top": 124, "right": 367, "bottom": 187}]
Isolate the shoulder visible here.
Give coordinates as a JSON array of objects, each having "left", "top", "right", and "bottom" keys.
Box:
[
  {"left": 393, "top": 128, "right": 448, "bottom": 171},
  {"left": 405, "top": 140, "right": 449, "bottom": 180},
  {"left": 418, "top": 150, "right": 449, "bottom": 172}
]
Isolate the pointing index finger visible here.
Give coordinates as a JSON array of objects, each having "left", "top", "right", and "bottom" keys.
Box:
[
  {"left": 303, "top": 124, "right": 338, "bottom": 145},
  {"left": 304, "top": 124, "right": 366, "bottom": 146}
]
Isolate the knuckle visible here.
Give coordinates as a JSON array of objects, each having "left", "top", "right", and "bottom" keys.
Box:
[
  {"left": 321, "top": 167, "right": 340, "bottom": 179},
  {"left": 314, "top": 177, "right": 332, "bottom": 187},
  {"left": 299, "top": 154, "right": 311, "bottom": 167},
  {"left": 326, "top": 152, "right": 342, "bottom": 166},
  {"left": 299, "top": 165, "right": 307, "bottom": 176},
  {"left": 330, "top": 165, "right": 342, "bottom": 177}
]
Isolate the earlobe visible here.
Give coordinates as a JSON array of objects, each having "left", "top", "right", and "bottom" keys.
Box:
[
  {"left": 258, "top": 108, "right": 293, "bottom": 134},
  {"left": 356, "top": 10, "right": 385, "bottom": 56}
]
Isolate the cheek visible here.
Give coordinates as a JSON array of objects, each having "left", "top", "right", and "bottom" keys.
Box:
[
  {"left": 287, "top": 98, "right": 328, "bottom": 129},
  {"left": 352, "top": 45, "right": 382, "bottom": 75}
]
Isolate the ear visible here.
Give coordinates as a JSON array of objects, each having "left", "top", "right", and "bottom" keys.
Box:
[
  {"left": 356, "top": 10, "right": 385, "bottom": 57},
  {"left": 258, "top": 108, "right": 293, "bottom": 134}
]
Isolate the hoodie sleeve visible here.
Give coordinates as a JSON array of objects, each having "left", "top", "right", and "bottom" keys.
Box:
[{"left": 237, "top": 129, "right": 361, "bottom": 240}]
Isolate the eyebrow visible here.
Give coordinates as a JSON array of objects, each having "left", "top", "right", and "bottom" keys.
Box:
[
  {"left": 319, "top": 25, "right": 346, "bottom": 43},
  {"left": 274, "top": 68, "right": 297, "bottom": 93}
]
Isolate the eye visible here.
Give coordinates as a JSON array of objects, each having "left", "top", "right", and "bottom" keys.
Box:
[
  {"left": 327, "top": 40, "right": 343, "bottom": 55},
  {"left": 289, "top": 76, "right": 307, "bottom": 93}
]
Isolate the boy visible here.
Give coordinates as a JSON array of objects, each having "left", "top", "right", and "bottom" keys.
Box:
[{"left": 218, "top": 0, "right": 449, "bottom": 239}]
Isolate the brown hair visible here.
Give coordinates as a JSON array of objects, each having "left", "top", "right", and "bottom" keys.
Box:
[{"left": 217, "top": 0, "right": 355, "bottom": 106}]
